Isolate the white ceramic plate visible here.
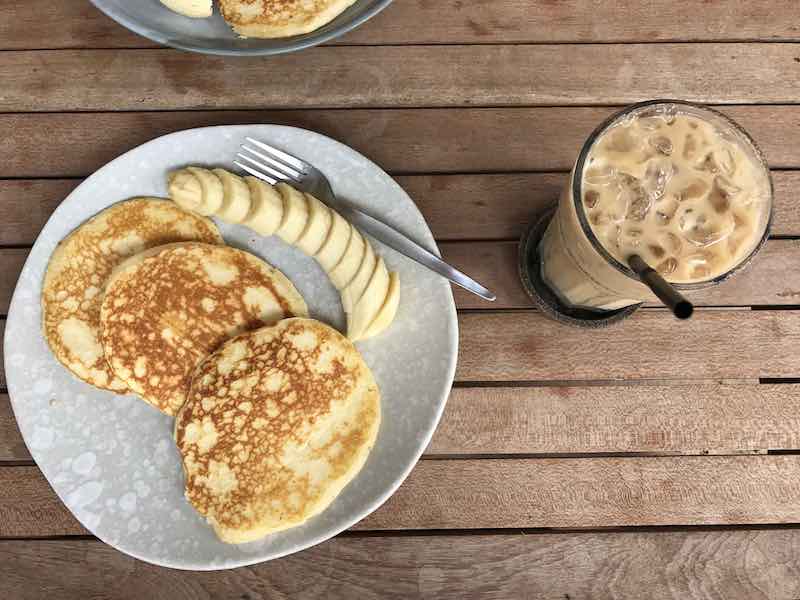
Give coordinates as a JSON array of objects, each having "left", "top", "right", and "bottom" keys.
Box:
[{"left": 4, "top": 125, "right": 457, "bottom": 570}]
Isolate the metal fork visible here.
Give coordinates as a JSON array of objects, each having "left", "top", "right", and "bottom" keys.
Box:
[{"left": 235, "top": 137, "right": 496, "bottom": 302}]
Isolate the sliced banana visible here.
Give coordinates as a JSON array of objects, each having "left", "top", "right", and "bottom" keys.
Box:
[
  {"left": 316, "top": 209, "right": 352, "bottom": 272},
  {"left": 329, "top": 227, "right": 365, "bottom": 291},
  {"left": 167, "top": 167, "right": 400, "bottom": 340},
  {"left": 275, "top": 183, "right": 309, "bottom": 244},
  {"left": 212, "top": 169, "right": 251, "bottom": 223},
  {"left": 341, "top": 242, "right": 377, "bottom": 315},
  {"left": 242, "top": 177, "right": 284, "bottom": 236},
  {"left": 168, "top": 169, "right": 205, "bottom": 214},
  {"left": 362, "top": 272, "right": 400, "bottom": 340},
  {"left": 187, "top": 167, "right": 224, "bottom": 215},
  {"left": 296, "top": 195, "right": 332, "bottom": 256},
  {"left": 347, "top": 257, "right": 390, "bottom": 340}
]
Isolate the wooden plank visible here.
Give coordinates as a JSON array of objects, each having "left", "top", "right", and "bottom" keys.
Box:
[
  {"left": 5, "top": 455, "right": 800, "bottom": 536},
  {"left": 400, "top": 170, "right": 800, "bottom": 240},
  {"left": 457, "top": 310, "right": 800, "bottom": 382},
  {"left": 2, "top": 171, "right": 799, "bottom": 244},
  {"left": 0, "top": 240, "right": 794, "bottom": 315},
  {"left": 0, "top": 395, "right": 26, "bottom": 461},
  {"left": 0, "top": 249, "right": 26, "bottom": 313},
  {"left": 2, "top": 106, "right": 799, "bottom": 179},
  {"left": 429, "top": 384, "right": 800, "bottom": 455},
  {"left": 4, "top": 530, "right": 800, "bottom": 599},
  {"left": 2, "top": 311, "right": 797, "bottom": 391},
  {"left": 3, "top": 45, "right": 800, "bottom": 112},
  {"left": 448, "top": 239, "right": 800, "bottom": 309},
  {"left": 5, "top": 1, "right": 800, "bottom": 50},
  {"left": 6, "top": 384, "right": 800, "bottom": 462}
]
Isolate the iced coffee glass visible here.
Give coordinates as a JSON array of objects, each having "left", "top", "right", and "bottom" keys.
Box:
[{"left": 539, "top": 100, "right": 773, "bottom": 312}]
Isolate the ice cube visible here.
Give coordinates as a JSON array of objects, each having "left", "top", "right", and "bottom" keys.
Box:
[
  {"left": 678, "top": 205, "right": 735, "bottom": 247},
  {"left": 696, "top": 148, "right": 736, "bottom": 176},
  {"left": 584, "top": 190, "right": 600, "bottom": 209},
  {"left": 707, "top": 179, "right": 731, "bottom": 214},
  {"left": 656, "top": 257, "right": 678, "bottom": 275},
  {"left": 648, "top": 135, "right": 673, "bottom": 156},
  {"left": 617, "top": 225, "right": 644, "bottom": 249},
  {"left": 686, "top": 251, "right": 715, "bottom": 280},
  {"left": 617, "top": 173, "right": 650, "bottom": 221},
  {"left": 583, "top": 164, "right": 617, "bottom": 186},
  {"left": 683, "top": 134, "right": 698, "bottom": 161},
  {"left": 605, "top": 128, "right": 638, "bottom": 153},
  {"left": 642, "top": 158, "right": 674, "bottom": 203},
  {"left": 678, "top": 179, "right": 709, "bottom": 202},
  {"left": 655, "top": 197, "right": 679, "bottom": 225}
]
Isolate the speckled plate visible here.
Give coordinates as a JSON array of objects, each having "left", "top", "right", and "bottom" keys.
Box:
[
  {"left": 4, "top": 125, "right": 457, "bottom": 570},
  {"left": 90, "top": 0, "right": 393, "bottom": 56}
]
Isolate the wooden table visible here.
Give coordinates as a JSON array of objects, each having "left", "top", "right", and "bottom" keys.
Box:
[{"left": 3, "top": 2, "right": 800, "bottom": 598}]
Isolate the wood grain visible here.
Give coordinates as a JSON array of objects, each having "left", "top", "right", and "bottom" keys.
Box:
[
  {"left": 2, "top": 171, "right": 799, "bottom": 245},
  {"left": 6, "top": 384, "right": 800, "bottom": 462},
  {"left": 5, "top": 1, "right": 800, "bottom": 49},
  {"left": 2, "top": 106, "right": 799, "bottom": 179},
  {"left": 0, "top": 395, "right": 26, "bottom": 461},
  {"left": 5, "top": 455, "right": 800, "bottom": 536},
  {"left": 457, "top": 310, "right": 800, "bottom": 382},
  {"left": 3, "top": 45, "right": 800, "bottom": 112},
  {"left": 0, "top": 239, "right": 795, "bottom": 315},
  {"left": 3, "top": 531, "right": 800, "bottom": 599},
  {"left": 429, "top": 384, "right": 800, "bottom": 455}
]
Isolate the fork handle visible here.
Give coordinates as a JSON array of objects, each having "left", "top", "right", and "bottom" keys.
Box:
[{"left": 335, "top": 203, "right": 496, "bottom": 302}]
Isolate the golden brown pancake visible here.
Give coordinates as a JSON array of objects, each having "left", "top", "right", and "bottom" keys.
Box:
[
  {"left": 175, "top": 318, "right": 381, "bottom": 543},
  {"left": 41, "top": 198, "right": 222, "bottom": 393},
  {"left": 100, "top": 243, "right": 307, "bottom": 415},
  {"left": 219, "top": 0, "right": 359, "bottom": 38}
]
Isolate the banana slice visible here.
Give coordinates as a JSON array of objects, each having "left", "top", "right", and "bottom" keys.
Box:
[
  {"left": 341, "top": 241, "right": 377, "bottom": 314},
  {"left": 275, "top": 183, "right": 309, "bottom": 244},
  {"left": 242, "top": 177, "right": 283, "bottom": 236},
  {"left": 347, "top": 257, "right": 390, "bottom": 340},
  {"left": 168, "top": 167, "right": 223, "bottom": 216},
  {"left": 329, "top": 228, "right": 365, "bottom": 291},
  {"left": 187, "top": 167, "right": 224, "bottom": 215},
  {"left": 296, "top": 195, "right": 332, "bottom": 256},
  {"left": 362, "top": 271, "right": 400, "bottom": 340},
  {"left": 212, "top": 169, "right": 251, "bottom": 223},
  {"left": 316, "top": 209, "right": 352, "bottom": 272}
]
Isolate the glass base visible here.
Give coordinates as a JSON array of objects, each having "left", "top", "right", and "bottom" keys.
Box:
[{"left": 518, "top": 206, "right": 641, "bottom": 328}]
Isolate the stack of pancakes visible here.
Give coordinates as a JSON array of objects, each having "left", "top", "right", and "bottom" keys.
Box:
[
  {"left": 159, "top": 0, "right": 359, "bottom": 38},
  {"left": 42, "top": 197, "right": 381, "bottom": 542}
]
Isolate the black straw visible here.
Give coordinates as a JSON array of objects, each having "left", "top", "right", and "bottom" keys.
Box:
[{"left": 628, "top": 254, "right": 694, "bottom": 319}]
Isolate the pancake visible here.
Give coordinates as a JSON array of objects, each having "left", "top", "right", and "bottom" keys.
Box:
[
  {"left": 42, "top": 198, "right": 223, "bottom": 393},
  {"left": 100, "top": 243, "right": 308, "bottom": 415},
  {"left": 175, "top": 318, "right": 381, "bottom": 543},
  {"left": 219, "top": 0, "right": 359, "bottom": 38}
]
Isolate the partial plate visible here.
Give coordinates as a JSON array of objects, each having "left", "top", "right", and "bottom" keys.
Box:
[
  {"left": 90, "top": 0, "right": 392, "bottom": 56},
  {"left": 4, "top": 125, "right": 457, "bottom": 569}
]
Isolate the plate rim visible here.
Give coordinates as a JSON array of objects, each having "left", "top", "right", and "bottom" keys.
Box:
[
  {"left": 89, "top": 0, "right": 394, "bottom": 57},
  {"left": 4, "top": 123, "right": 458, "bottom": 569}
]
